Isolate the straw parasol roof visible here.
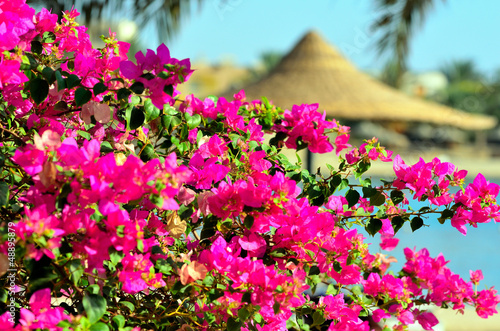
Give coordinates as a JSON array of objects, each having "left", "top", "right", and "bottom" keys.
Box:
[{"left": 233, "top": 31, "right": 496, "bottom": 131}]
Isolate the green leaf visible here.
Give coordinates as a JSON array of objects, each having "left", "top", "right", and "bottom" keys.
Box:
[
  {"left": 185, "top": 113, "right": 202, "bottom": 129},
  {"left": 29, "top": 78, "right": 49, "bottom": 105},
  {"left": 120, "top": 301, "right": 135, "bottom": 312},
  {"left": 144, "top": 99, "right": 160, "bottom": 122},
  {"left": 68, "top": 259, "right": 84, "bottom": 285},
  {"left": 140, "top": 144, "right": 156, "bottom": 162},
  {"left": 86, "top": 284, "right": 100, "bottom": 295},
  {"left": 273, "top": 301, "right": 281, "bottom": 314},
  {"left": 170, "top": 116, "right": 182, "bottom": 129},
  {"left": 42, "top": 67, "right": 55, "bottom": 84},
  {"left": 0, "top": 181, "right": 9, "bottom": 207},
  {"left": 390, "top": 190, "right": 405, "bottom": 205},
  {"left": 100, "top": 141, "right": 113, "bottom": 154},
  {"left": 365, "top": 218, "right": 383, "bottom": 236},
  {"left": 77, "top": 130, "right": 91, "bottom": 140},
  {"left": 66, "top": 74, "right": 81, "bottom": 89},
  {"left": 130, "top": 81, "right": 145, "bottom": 94},
  {"left": 312, "top": 311, "right": 325, "bottom": 326},
  {"left": 411, "top": 217, "right": 424, "bottom": 232},
  {"left": 329, "top": 175, "right": 342, "bottom": 191},
  {"left": 345, "top": 189, "right": 360, "bottom": 208},
  {"left": 338, "top": 178, "right": 349, "bottom": 191},
  {"left": 82, "top": 293, "right": 107, "bottom": 324},
  {"left": 204, "top": 312, "right": 216, "bottom": 325},
  {"left": 369, "top": 191, "right": 386, "bottom": 206},
  {"left": 238, "top": 307, "right": 251, "bottom": 321},
  {"left": 89, "top": 322, "right": 109, "bottom": 331},
  {"left": 157, "top": 71, "right": 170, "bottom": 79},
  {"left": 111, "top": 315, "right": 125, "bottom": 329},
  {"left": 93, "top": 82, "right": 107, "bottom": 96},
  {"left": 355, "top": 160, "right": 371, "bottom": 177},
  {"left": 155, "top": 258, "right": 173, "bottom": 275},
  {"left": 75, "top": 87, "right": 92, "bottom": 107},
  {"left": 160, "top": 114, "right": 171, "bottom": 131},
  {"left": 391, "top": 216, "right": 406, "bottom": 234},
  {"left": 140, "top": 72, "right": 155, "bottom": 80},
  {"left": 207, "top": 95, "right": 218, "bottom": 103},
  {"left": 164, "top": 105, "right": 179, "bottom": 115},
  {"left": 128, "top": 107, "right": 145, "bottom": 131},
  {"left": 42, "top": 31, "right": 56, "bottom": 43},
  {"left": 359, "top": 177, "right": 372, "bottom": 187},
  {"left": 55, "top": 70, "right": 66, "bottom": 91}
]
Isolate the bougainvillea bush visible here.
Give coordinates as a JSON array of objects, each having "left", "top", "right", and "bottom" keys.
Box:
[{"left": 1, "top": 2, "right": 499, "bottom": 330}]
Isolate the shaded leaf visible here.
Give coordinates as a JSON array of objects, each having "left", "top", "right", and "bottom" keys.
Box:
[
  {"left": 391, "top": 216, "right": 406, "bottom": 234},
  {"left": 128, "top": 107, "right": 145, "bottom": 130},
  {"left": 31, "top": 40, "right": 43, "bottom": 54},
  {"left": 163, "top": 84, "right": 174, "bottom": 96},
  {"left": 29, "top": 78, "right": 49, "bottom": 105},
  {"left": 345, "top": 189, "right": 360, "bottom": 208},
  {"left": 238, "top": 307, "right": 251, "bottom": 321},
  {"left": 0, "top": 181, "right": 9, "bottom": 207},
  {"left": 117, "top": 88, "right": 132, "bottom": 100},
  {"left": 82, "top": 293, "right": 107, "bottom": 324},
  {"left": 244, "top": 215, "right": 254, "bottom": 229},
  {"left": 140, "top": 144, "right": 156, "bottom": 162},
  {"left": 227, "top": 317, "right": 242, "bottom": 331},
  {"left": 366, "top": 218, "right": 383, "bottom": 236},
  {"left": 370, "top": 191, "right": 386, "bottom": 206},
  {"left": 55, "top": 70, "right": 66, "bottom": 91},
  {"left": 144, "top": 99, "right": 160, "bottom": 121},
  {"left": 93, "top": 82, "right": 107, "bottom": 96},
  {"left": 75, "top": 87, "right": 92, "bottom": 107},
  {"left": 89, "top": 322, "right": 109, "bottom": 331},
  {"left": 66, "top": 74, "right": 81, "bottom": 89},
  {"left": 42, "top": 67, "right": 55, "bottom": 84},
  {"left": 130, "top": 81, "right": 145, "bottom": 94},
  {"left": 390, "top": 190, "right": 405, "bottom": 205},
  {"left": 411, "top": 217, "right": 424, "bottom": 232}
]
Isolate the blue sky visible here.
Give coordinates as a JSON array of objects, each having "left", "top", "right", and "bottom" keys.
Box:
[{"left": 154, "top": 0, "right": 500, "bottom": 75}]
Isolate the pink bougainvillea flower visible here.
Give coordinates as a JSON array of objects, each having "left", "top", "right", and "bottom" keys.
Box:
[
  {"left": 416, "top": 311, "right": 439, "bottom": 331},
  {"left": 470, "top": 270, "right": 484, "bottom": 285},
  {"left": 238, "top": 232, "right": 267, "bottom": 258}
]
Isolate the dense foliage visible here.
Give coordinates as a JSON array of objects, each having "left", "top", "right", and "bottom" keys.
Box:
[{"left": 1, "top": 2, "right": 499, "bottom": 330}]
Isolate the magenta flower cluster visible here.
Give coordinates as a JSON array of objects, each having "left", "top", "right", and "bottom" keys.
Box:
[{"left": 0, "top": 2, "right": 499, "bottom": 330}]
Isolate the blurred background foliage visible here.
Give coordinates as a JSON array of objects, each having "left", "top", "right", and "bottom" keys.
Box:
[{"left": 28, "top": 0, "right": 500, "bottom": 123}]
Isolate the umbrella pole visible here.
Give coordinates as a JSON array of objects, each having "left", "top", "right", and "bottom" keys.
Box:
[{"left": 306, "top": 149, "right": 313, "bottom": 174}]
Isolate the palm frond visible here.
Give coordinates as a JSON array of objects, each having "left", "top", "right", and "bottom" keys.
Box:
[
  {"left": 27, "top": 0, "right": 207, "bottom": 42},
  {"left": 371, "top": 0, "right": 444, "bottom": 85}
]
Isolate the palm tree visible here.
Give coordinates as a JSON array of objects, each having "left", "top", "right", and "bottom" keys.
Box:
[
  {"left": 371, "top": 0, "right": 444, "bottom": 86},
  {"left": 440, "top": 60, "right": 482, "bottom": 83},
  {"left": 29, "top": 0, "right": 441, "bottom": 68},
  {"left": 27, "top": 0, "right": 206, "bottom": 42}
]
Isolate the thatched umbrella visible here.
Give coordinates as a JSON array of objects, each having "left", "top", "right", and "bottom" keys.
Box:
[{"left": 234, "top": 31, "right": 497, "bottom": 131}]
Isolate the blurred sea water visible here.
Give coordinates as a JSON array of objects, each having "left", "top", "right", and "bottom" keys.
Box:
[{"left": 363, "top": 178, "right": 500, "bottom": 290}]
